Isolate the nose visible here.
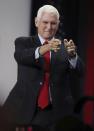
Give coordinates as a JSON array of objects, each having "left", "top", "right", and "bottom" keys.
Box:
[{"left": 47, "top": 23, "right": 52, "bottom": 29}]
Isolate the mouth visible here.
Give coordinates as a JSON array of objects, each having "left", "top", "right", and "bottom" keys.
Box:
[
  {"left": 44, "top": 31, "right": 53, "bottom": 34},
  {"left": 44, "top": 31, "right": 51, "bottom": 33}
]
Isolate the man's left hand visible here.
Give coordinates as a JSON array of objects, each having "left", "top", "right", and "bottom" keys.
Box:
[{"left": 64, "top": 39, "right": 77, "bottom": 58}]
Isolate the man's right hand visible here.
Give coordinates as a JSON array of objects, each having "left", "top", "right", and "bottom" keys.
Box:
[
  {"left": 39, "top": 39, "right": 61, "bottom": 55},
  {"left": 48, "top": 39, "right": 61, "bottom": 52}
]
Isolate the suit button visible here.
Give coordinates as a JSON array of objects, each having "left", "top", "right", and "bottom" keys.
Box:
[{"left": 40, "top": 82, "right": 43, "bottom": 85}]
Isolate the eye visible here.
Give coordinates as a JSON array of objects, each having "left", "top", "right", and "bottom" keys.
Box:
[
  {"left": 43, "top": 21, "right": 48, "bottom": 24},
  {"left": 51, "top": 22, "right": 57, "bottom": 25}
]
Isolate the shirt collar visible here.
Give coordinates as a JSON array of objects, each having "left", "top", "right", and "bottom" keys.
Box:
[
  {"left": 38, "top": 34, "right": 45, "bottom": 45},
  {"left": 38, "top": 34, "right": 55, "bottom": 45}
]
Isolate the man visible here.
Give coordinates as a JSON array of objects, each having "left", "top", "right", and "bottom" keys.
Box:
[{"left": 3, "top": 5, "right": 84, "bottom": 131}]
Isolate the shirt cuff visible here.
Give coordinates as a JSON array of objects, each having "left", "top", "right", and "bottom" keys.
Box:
[
  {"left": 35, "top": 47, "right": 40, "bottom": 59},
  {"left": 69, "top": 54, "right": 78, "bottom": 68}
]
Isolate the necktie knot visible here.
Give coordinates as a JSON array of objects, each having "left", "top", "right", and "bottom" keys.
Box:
[{"left": 44, "top": 40, "right": 48, "bottom": 45}]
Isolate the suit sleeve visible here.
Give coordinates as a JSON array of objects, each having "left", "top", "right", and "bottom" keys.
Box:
[
  {"left": 14, "top": 37, "right": 44, "bottom": 68},
  {"left": 70, "top": 56, "right": 85, "bottom": 77},
  {"left": 69, "top": 57, "right": 85, "bottom": 102}
]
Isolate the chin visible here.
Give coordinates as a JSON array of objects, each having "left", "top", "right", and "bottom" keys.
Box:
[{"left": 44, "top": 35, "right": 53, "bottom": 40}]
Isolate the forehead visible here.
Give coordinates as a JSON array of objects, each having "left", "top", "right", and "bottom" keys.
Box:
[{"left": 40, "top": 12, "right": 58, "bottom": 21}]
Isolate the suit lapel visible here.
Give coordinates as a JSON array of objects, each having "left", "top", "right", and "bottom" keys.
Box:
[{"left": 30, "top": 35, "right": 41, "bottom": 47}]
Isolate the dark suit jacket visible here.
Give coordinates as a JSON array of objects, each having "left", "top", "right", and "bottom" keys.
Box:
[{"left": 3, "top": 35, "right": 84, "bottom": 125}]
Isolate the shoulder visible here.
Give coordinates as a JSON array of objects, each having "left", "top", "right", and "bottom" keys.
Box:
[
  {"left": 15, "top": 36, "right": 35, "bottom": 43},
  {"left": 14, "top": 36, "right": 38, "bottom": 47}
]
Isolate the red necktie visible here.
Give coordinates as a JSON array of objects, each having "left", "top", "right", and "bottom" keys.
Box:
[{"left": 38, "top": 41, "right": 50, "bottom": 109}]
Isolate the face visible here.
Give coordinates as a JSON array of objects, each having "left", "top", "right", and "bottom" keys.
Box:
[{"left": 35, "top": 12, "right": 59, "bottom": 40}]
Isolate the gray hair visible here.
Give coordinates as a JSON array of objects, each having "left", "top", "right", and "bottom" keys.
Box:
[{"left": 36, "top": 5, "right": 60, "bottom": 20}]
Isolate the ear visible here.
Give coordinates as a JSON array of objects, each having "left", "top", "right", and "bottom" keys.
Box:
[{"left": 35, "top": 17, "right": 38, "bottom": 27}]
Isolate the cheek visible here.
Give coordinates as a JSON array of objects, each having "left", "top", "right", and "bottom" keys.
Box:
[
  {"left": 52, "top": 26, "right": 58, "bottom": 32},
  {"left": 52, "top": 24, "right": 58, "bottom": 29},
  {"left": 39, "top": 24, "right": 45, "bottom": 30}
]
